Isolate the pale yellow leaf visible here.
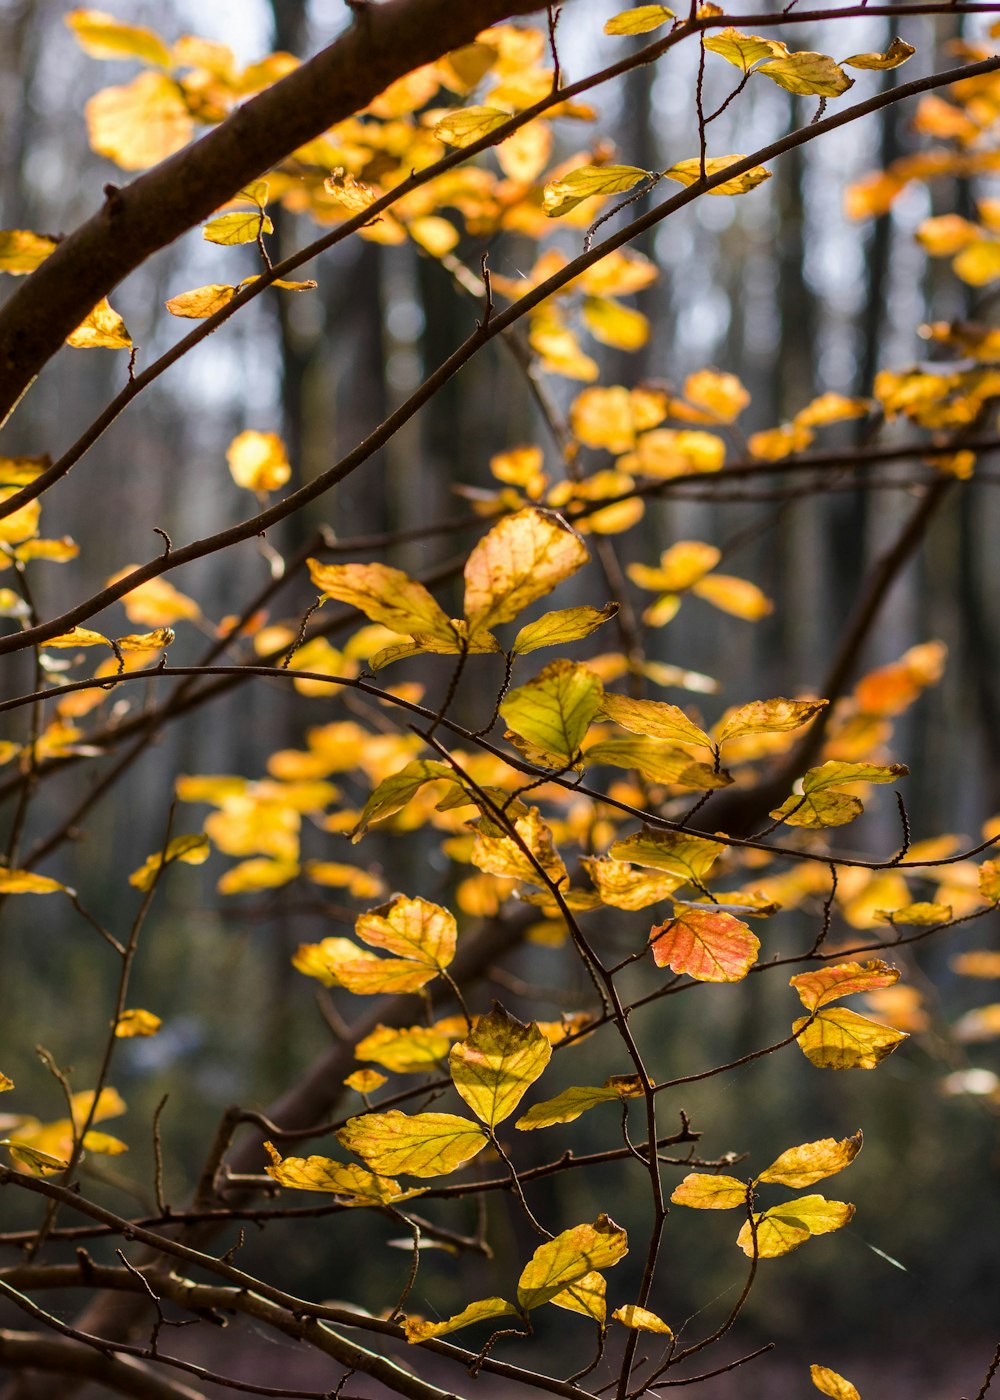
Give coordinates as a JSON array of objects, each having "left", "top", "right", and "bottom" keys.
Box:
[
  {"left": 612, "top": 1305, "right": 672, "bottom": 1334},
  {"left": 464, "top": 508, "right": 589, "bottom": 635},
  {"left": 738, "top": 1196, "right": 854, "bottom": 1257},
  {"left": 86, "top": 71, "right": 193, "bottom": 170},
  {"left": 0, "top": 230, "right": 57, "bottom": 275},
  {"left": 670, "top": 1173, "right": 748, "bottom": 1209},
  {"left": 66, "top": 8, "right": 172, "bottom": 66},
  {"left": 757, "top": 1132, "right": 862, "bottom": 1189},
  {"left": 66, "top": 299, "right": 131, "bottom": 350},
  {"left": 794, "top": 1008, "right": 908, "bottom": 1070},
  {"left": 433, "top": 106, "right": 510, "bottom": 148},
  {"left": 604, "top": 5, "right": 675, "bottom": 35},
  {"left": 663, "top": 155, "right": 771, "bottom": 195},
  {"left": 227, "top": 430, "right": 291, "bottom": 492}
]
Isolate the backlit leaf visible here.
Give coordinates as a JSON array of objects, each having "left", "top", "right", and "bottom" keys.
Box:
[
  {"left": 471, "top": 807, "right": 567, "bottom": 887},
  {"left": 550, "top": 1271, "right": 607, "bottom": 1323},
  {"left": 263, "top": 1141, "right": 411, "bottom": 1204},
  {"left": 691, "top": 573, "right": 772, "bottom": 620},
  {"left": 770, "top": 790, "right": 864, "bottom": 829},
  {"left": 0, "top": 870, "right": 65, "bottom": 895},
  {"left": 204, "top": 209, "right": 274, "bottom": 246},
  {"left": 704, "top": 29, "right": 784, "bottom": 70},
  {"left": 876, "top": 902, "right": 951, "bottom": 927},
  {"left": 0, "top": 1074, "right": 12, "bottom": 1092},
  {"left": 337, "top": 1110, "right": 487, "bottom": 1178},
  {"left": 355, "top": 894, "right": 456, "bottom": 970},
  {"left": 107, "top": 569, "right": 201, "bottom": 626},
  {"left": 757, "top": 1132, "right": 862, "bottom": 1189},
  {"left": 517, "top": 1216, "right": 628, "bottom": 1308},
  {"left": 67, "top": 9, "right": 171, "bottom": 66},
  {"left": 650, "top": 905, "right": 759, "bottom": 982},
  {"left": 86, "top": 71, "right": 193, "bottom": 170},
  {"left": 217, "top": 857, "right": 300, "bottom": 896},
  {"left": 954, "top": 1005, "right": 1000, "bottom": 1042},
  {"left": 227, "top": 430, "right": 291, "bottom": 492},
  {"left": 0, "top": 230, "right": 57, "bottom": 275},
  {"left": 114, "top": 1009, "right": 161, "bottom": 1038},
  {"left": 583, "top": 737, "right": 729, "bottom": 789},
  {"left": 450, "top": 1005, "right": 551, "bottom": 1128},
  {"left": 683, "top": 368, "right": 750, "bottom": 421},
  {"left": 116, "top": 627, "right": 175, "bottom": 653},
  {"left": 583, "top": 856, "right": 686, "bottom": 910},
  {"left": 42, "top": 628, "right": 110, "bottom": 649},
  {"left": 308, "top": 559, "right": 455, "bottom": 642},
  {"left": 433, "top": 106, "right": 510, "bottom": 147},
  {"left": 844, "top": 37, "right": 915, "bottom": 71},
  {"left": 512, "top": 603, "right": 618, "bottom": 655},
  {"left": 738, "top": 1196, "right": 854, "bottom": 1257},
  {"left": 500, "top": 660, "right": 604, "bottom": 766},
  {"left": 543, "top": 164, "right": 648, "bottom": 218},
  {"left": 344, "top": 1069, "right": 387, "bottom": 1094},
  {"left": 463, "top": 508, "right": 589, "bottom": 636},
  {"left": 717, "top": 698, "right": 827, "bottom": 745},
  {"left": 609, "top": 829, "right": 723, "bottom": 887},
  {"left": 604, "top": 5, "right": 675, "bottom": 35},
  {"left": 794, "top": 392, "right": 871, "bottom": 428},
  {"left": 794, "top": 1008, "right": 908, "bottom": 1069},
  {"left": 663, "top": 155, "right": 771, "bottom": 196},
  {"left": 404, "top": 1297, "right": 518, "bottom": 1342},
  {"left": 612, "top": 1305, "right": 672, "bottom": 1334},
  {"left": 790, "top": 961, "right": 900, "bottom": 1011},
  {"left": 953, "top": 950, "right": 1000, "bottom": 977},
  {"left": 165, "top": 283, "right": 238, "bottom": 318},
  {"left": 758, "top": 52, "right": 853, "bottom": 97},
  {"left": 581, "top": 296, "right": 650, "bottom": 351},
  {"left": 516, "top": 1077, "right": 642, "bottom": 1130},
  {"left": 599, "top": 692, "right": 712, "bottom": 748},
  {"left": 670, "top": 1173, "right": 748, "bottom": 1209},
  {"left": 355, "top": 1023, "right": 458, "bottom": 1073},
  {"left": 66, "top": 299, "right": 131, "bottom": 350},
  {"left": 748, "top": 422, "right": 814, "bottom": 460},
  {"left": 351, "top": 760, "right": 456, "bottom": 840},
  {"left": 293, "top": 939, "right": 437, "bottom": 995}
]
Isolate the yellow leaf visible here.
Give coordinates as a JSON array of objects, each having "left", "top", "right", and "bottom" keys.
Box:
[
  {"left": 670, "top": 1173, "right": 748, "bottom": 1209},
  {"left": 204, "top": 209, "right": 273, "bottom": 246},
  {"left": 66, "top": 9, "right": 172, "bottom": 66},
  {"left": 738, "top": 1196, "right": 854, "bottom": 1257},
  {"left": 581, "top": 296, "right": 650, "bottom": 351},
  {"left": 115, "top": 627, "right": 175, "bottom": 654},
  {"left": 953, "top": 950, "right": 1000, "bottom": 977},
  {"left": 43, "top": 627, "right": 110, "bottom": 649},
  {"left": 0, "top": 230, "right": 57, "bottom": 275},
  {"left": 355, "top": 1022, "right": 458, "bottom": 1073},
  {"left": 683, "top": 368, "right": 749, "bottom": 422},
  {"left": 794, "top": 1008, "right": 908, "bottom": 1070},
  {"left": 599, "top": 692, "right": 711, "bottom": 748},
  {"left": 516, "top": 1078, "right": 641, "bottom": 1131},
  {"left": 550, "top": 1271, "right": 607, "bottom": 1323},
  {"left": 954, "top": 1005, "right": 1000, "bottom": 1042},
  {"left": 13, "top": 537, "right": 79, "bottom": 565},
  {"left": 407, "top": 215, "right": 458, "bottom": 258},
  {"left": 80, "top": 1132, "right": 127, "bottom": 1156},
  {"left": 491, "top": 445, "right": 547, "bottom": 497},
  {"left": 793, "top": 392, "right": 871, "bottom": 428},
  {"left": 650, "top": 905, "right": 759, "bottom": 982},
  {"left": 355, "top": 894, "right": 456, "bottom": 970},
  {"left": 609, "top": 829, "right": 723, "bottom": 887},
  {"left": 612, "top": 1305, "right": 672, "bottom": 1334},
  {"left": 704, "top": 28, "right": 785, "bottom": 70},
  {"left": 627, "top": 540, "right": 720, "bottom": 594},
  {"left": 757, "top": 1132, "right": 863, "bottom": 1189},
  {"left": 464, "top": 508, "right": 589, "bottom": 636},
  {"left": 529, "top": 306, "right": 600, "bottom": 381},
  {"left": 584, "top": 737, "right": 728, "bottom": 790},
  {"left": 0, "top": 870, "right": 65, "bottom": 895},
  {"left": 691, "top": 574, "right": 772, "bottom": 620},
  {"left": 2, "top": 1140, "right": 71, "bottom": 1175},
  {"left": 263, "top": 1141, "right": 412, "bottom": 1204},
  {"left": 217, "top": 857, "right": 299, "bottom": 896},
  {"left": 114, "top": 1009, "right": 161, "bottom": 1038},
  {"left": 758, "top": 52, "right": 853, "bottom": 97},
  {"left": 749, "top": 422, "right": 815, "bottom": 459},
  {"left": 496, "top": 120, "right": 552, "bottom": 183},
  {"left": 305, "top": 863, "right": 383, "bottom": 900},
  {"left": 351, "top": 760, "right": 456, "bottom": 840},
  {"left": 471, "top": 807, "right": 567, "bottom": 888},
  {"left": 810, "top": 1365, "right": 861, "bottom": 1400},
  {"left": 583, "top": 856, "right": 687, "bottom": 910},
  {"left": 953, "top": 240, "right": 1000, "bottom": 287},
  {"left": 771, "top": 790, "right": 863, "bottom": 829},
  {"left": 843, "top": 37, "right": 915, "bottom": 71},
  {"left": 604, "top": 5, "right": 675, "bottom": 35},
  {"left": 518, "top": 1217, "right": 627, "bottom": 1309},
  {"left": 129, "top": 834, "right": 210, "bottom": 891},
  {"left": 790, "top": 960, "right": 900, "bottom": 1011},
  {"left": 500, "top": 660, "right": 604, "bottom": 767},
  {"left": 86, "top": 71, "right": 193, "bottom": 170},
  {"left": 344, "top": 1069, "right": 387, "bottom": 1094},
  {"left": 337, "top": 1110, "right": 487, "bottom": 1178},
  {"left": 433, "top": 106, "right": 510, "bottom": 147},
  {"left": 663, "top": 155, "right": 771, "bottom": 196},
  {"left": 66, "top": 298, "right": 131, "bottom": 350},
  {"left": 717, "top": 697, "right": 826, "bottom": 745},
  {"left": 106, "top": 568, "right": 201, "bottom": 626},
  {"left": 569, "top": 384, "right": 668, "bottom": 451},
  {"left": 404, "top": 1297, "right": 518, "bottom": 1343},
  {"left": 512, "top": 603, "right": 618, "bottom": 656},
  {"left": 227, "top": 430, "right": 291, "bottom": 492},
  {"left": 450, "top": 1004, "right": 551, "bottom": 1128},
  {"left": 543, "top": 164, "right": 648, "bottom": 218},
  {"left": 622, "top": 427, "right": 726, "bottom": 478},
  {"left": 308, "top": 558, "right": 455, "bottom": 643}
]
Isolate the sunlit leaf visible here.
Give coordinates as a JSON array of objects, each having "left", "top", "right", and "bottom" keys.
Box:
[
  {"left": 748, "top": 422, "right": 815, "bottom": 460},
  {"left": 954, "top": 1004, "right": 1000, "bottom": 1042},
  {"left": 463, "top": 508, "right": 590, "bottom": 636},
  {"left": 663, "top": 155, "right": 771, "bottom": 196},
  {"left": 599, "top": 692, "right": 712, "bottom": 748},
  {"left": 308, "top": 559, "right": 456, "bottom": 643},
  {"left": 609, "top": 829, "right": 723, "bottom": 887},
  {"left": 717, "top": 697, "right": 827, "bottom": 745},
  {"left": 86, "top": 71, "right": 193, "bottom": 170},
  {"left": 0, "top": 1074, "right": 12, "bottom": 1092},
  {"left": 114, "top": 1009, "right": 161, "bottom": 1038},
  {"left": 683, "top": 369, "right": 750, "bottom": 422},
  {"left": 876, "top": 901, "right": 951, "bottom": 927},
  {"left": 584, "top": 737, "right": 729, "bottom": 789},
  {"left": 843, "top": 37, "right": 915, "bottom": 70},
  {"left": 203, "top": 208, "right": 274, "bottom": 246},
  {"left": 757, "top": 1132, "right": 862, "bottom": 1189},
  {"left": 66, "top": 8, "right": 172, "bottom": 66},
  {"left": 227, "top": 430, "right": 291, "bottom": 492},
  {"left": 404, "top": 1297, "right": 518, "bottom": 1342},
  {"left": 350, "top": 760, "right": 456, "bottom": 841},
  {"left": 758, "top": 52, "right": 853, "bottom": 97},
  {"left": 570, "top": 384, "right": 668, "bottom": 451},
  {"left": 738, "top": 1196, "right": 855, "bottom": 1257},
  {"left": 604, "top": 5, "right": 675, "bottom": 35},
  {"left": 650, "top": 905, "right": 759, "bottom": 982},
  {"left": 433, "top": 106, "right": 510, "bottom": 147},
  {"left": 344, "top": 1069, "right": 387, "bottom": 1094},
  {"left": 337, "top": 1110, "right": 487, "bottom": 1178},
  {"left": 612, "top": 1305, "right": 672, "bottom": 1334},
  {"left": 0, "top": 230, "right": 57, "bottom": 275},
  {"left": 794, "top": 1007, "right": 908, "bottom": 1069},
  {"left": 355, "top": 894, "right": 456, "bottom": 970},
  {"left": 516, "top": 1076, "right": 642, "bottom": 1130},
  {"left": 66, "top": 299, "right": 131, "bottom": 350},
  {"left": 581, "top": 296, "right": 650, "bottom": 351},
  {"left": 263, "top": 1141, "right": 413, "bottom": 1204},
  {"left": 550, "top": 1271, "right": 607, "bottom": 1323},
  {"left": 42, "top": 627, "right": 110, "bottom": 649},
  {"left": 471, "top": 806, "right": 567, "bottom": 887},
  {"left": 543, "top": 164, "right": 648, "bottom": 218},
  {"left": 450, "top": 1004, "right": 551, "bottom": 1128},
  {"left": 790, "top": 961, "right": 900, "bottom": 1011},
  {"left": 704, "top": 28, "right": 784, "bottom": 70},
  {"left": 670, "top": 1173, "right": 748, "bottom": 1209},
  {"left": 770, "top": 790, "right": 864, "bottom": 828},
  {"left": 500, "top": 660, "right": 604, "bottom": 766},
  {"left": 116, "top": 627, "right": 175, "bottom": 653},
  {"left": 292, "top": 937, "right": 436, "bottom": 995},
  {"left": 0, "top": 870, "right": 66, "bottom": 895},
  {"left": 583, "top": 856, "right": 687, "bottom": 909},
  {"left": 517, "top": 1216, "right": 628, "bottom": 1308},
  {"left": 793, "top": 392, "right": 871, "bottom": 428},
  {"left": 107, "top": 568, "right": 201, "bottom": 626},
  {"left": 512, "top": 603, "right": 618, "bottom": 656},
  {"left": 217, "top": 857, "right": 300, "bottom": 896},
  {"left": 953, "top": 949, "right": 1000, "bottom": 977},
  {"left": 355, "top": 1023, "right": 458, "bottom": 1073}
]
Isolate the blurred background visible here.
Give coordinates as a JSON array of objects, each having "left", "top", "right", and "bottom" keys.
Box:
[{"left": 0, "top": 2, "right": 998, "bottom": 1396}]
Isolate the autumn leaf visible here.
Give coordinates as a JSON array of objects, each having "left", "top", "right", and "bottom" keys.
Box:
[
  {"left": 355, "top": 894, "right": 457, "bottom": 971},
  {"left": 704, "top": 29, "right": 784, "bottom": 70},
  {"left": 794, "top": 1007, "right": 908, "bottom": 1070},
  {"left": 337, "top": 1110, "right": 486, "bottom": 1178},
  {"left": 550, "top": 1271, "right": 607, "bottom": 1323},
  {"left": 204, "top": 209, "right": 274, "bottom": 246},
  {"left": 404, "top": 1297, "right": 518, "bottom": 1342},
  {"left": 308, "top": 559, "right": 456, "bottom": 644},
  {"left": 543, "top": 165, "right": 648, "bottom": 218},
  {"left": 106, "top": 569, "right": 201, "bottom": 626},
  {"left": 511, "top": 603, "right": 618, "bottom": 655},
  {"left": 581, "top": 297, "right": 650, "bottom": 351},
  {"left": 114, "top": 1009, "right": 162, "bottom": 1038},
  {"left": 471, "top": 806, "right": 567, "bottom": 887},
  {"left": 609, "top": 829, "right": 723, "bottom": 887},
  {"left": 738, "top": 1196, "right": 855, "bottom": 1257},
  {"left": 584, "top": 737, "right": 729, "bottom": 789},
  {"left": 757, "top": 1132, "right": 862, "bottom": 1189},
  {"left": 500, "top": 660, "right": 604, "bottom": 767},
  {"left": 463, "top": 508, "right": 589, "bottom": 636},
  {"left": 663, "top": 155, "right": 771, "bottom": 196},
  {"left": 86, "top": 71, "right": 193, "bottom": 170},
  {"left": 650, "top": 905, "right": 759, "bottom": 982},
  {"left": 66, "top": 299, "right": 131, "bottom": 350},
  {"left": 599, "top": 692, "right": 712, "bottom": 749},
  {"left": 0, "top": 230, "right": 57, "bottom": 275},
  {"left": 790, "top": 960, "right": 900, "bottom": 1011},
  {"left": 0, "top": 870, "right": 67, "bottom": 895},
  {"left": 810, "top": 1365, "right": 861, "bottom": 1400},
  {"left": 433, "top": 106, "right": 510, "bottom": 147},
  {"left": 263, "top": 1141, "right": 414, "bottom": 1204},
  {"left": 66, "top": 9, "right": 172, "bottom": 67},
  {"left": 227, "top": 431, "right": 291, "bottom": 492},
  {"left": 128, "top": 834, "right": 211, "bottom": 890},
  {"left": 670, "top": 1173, "right": 748, "bottom": 1209},
  {"left": 717, "top": 697, "right": 827, "bottom": 745},
  {"left": 292, "top": 938, "right": 437, "bottom": 995},
  {"left": 351, "top": 760, "right": 456, "bottom": 841},
  {"left": 517, "top": 1216, "right": 628, "bottom": 1309},
  {"left": 516, "top": 1077, "right": 642, "bottom": 1130},
  {"left": 354, "top": 1023, "right": 459, "bottom": 1074},
  {"left": 843, "top": 37, "right": 915, "bottom": 71},
  {"left": 757, "top": 52, "right": 853, "bottom": 97},
  {"left": 449, "top": 1004, "right": 551, "bottom": 1129},
  {"left": 604, "top": 5, "right": 675, "bottom": 35},
  {"left": 583, "top": 857, "right": 688, "bottom": 910},
  {"left": 612, "top": 1305, "right": 672, "bottom": 1334}
]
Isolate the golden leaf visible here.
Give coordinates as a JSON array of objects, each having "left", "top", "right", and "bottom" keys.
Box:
[
  {"left": 471, "top": 807, "right": 567, "bottom": 888},
  {"left": 584, "top": 737, "right": 729, "bottom": 789},
  {"left": 512, "top": 603, "right": 618, "bottom": 656},
  {"left": 683, "top": 368, "right": 750, "bottom": 422},
  {"left": 583, "top": 856, "right": 687, "bottom": 910},
  {"left": 355, "top": 894, "right": 456, "bottom": 970},
  {"left": 106, "top": 568, "right": 201, "bottom": 626},
  {"left": 543, "top": 164, "right": 648, "bottom": 218},
  {"left": 757, "top": 1132, "right": 862, "bottom": 1189},
  {"left": 308, "top": 558, "right": 456, "bottom": 643},
  {"left": 355, "top": 1022, "right": 459, "bottom": 1073},
  {"left": 337, "top": 1110, "right": 487, "bottom": 1178},
  {"left": 114, "top": 1009, "right": 162, "bottom": 1038},
  {"left": 626, "top": 540, "right": 719, "bottom": 593},
  {"left": 0, "top": 1073, "right": 11, "bottom": 1092},
  {"left": 663, "top": 155, "right": 771, "bottom": 196},
  {"left": 516, "top": 1077, "right": 641, "bottom": 1131},
  {"left": 66, "top": 8, "right": 172, "bottom": 66},
  {"left": 717, "top": 697, "right": 826, "bottom": 745},
  {"left": 517, "top": 1216, "right": 628, "bottom": 1309},
  {"left": 226, "top": 430, "right": 291, "bottom": 492},
  {"left": 203, "top": 209, "right": 273, "bottom": 246},
  {"left": 738, "top": 1196, "right": 854, "bottom": 1257},
  {"left": 581, "top": 296, "right": 650, "bottom": 351},
  {"left": 433, "top": 106, "right": 510, "bottom": 147},
  {"left": 612, "top": 1305, "right": 672, "bottom": 1334},
  {"left": 550, "top": 1271, "right": 607, "bottom": 1323},
  {"left": 843, "top": 37, "right": 915, "bottom": 71},
  {"left": 66, "top": 298, "right": 131, "bottom": 350},
  {"left": 703, "top": 28, "right": 785, "bottom": 70},
  {"left": 794, "top": 1007, "right": 908, "bottom": 1069},
  {"left": 748, "top": 422, "right": 814, "bottom": 460},
  {"left": 463, "top": 508, "right": 589, "bottom": 636},
  {"left": 86, "top": 71, "right": 193, "bottom": 170},
  {"left": 450, "top": 1005, "right": 552, "bottom": 1128},
  {"left": 691, "top": 574, "right": 772, "bottom": 620},
  {"left": 599, "top": 692, "right": 711, "bottom": 748},
  {"left": 263, "top": 1141, "right": 413, "bottom": 1204},
  {"left": 344, "top": 1069, "right": 387, "bottom": 1094},
  {"left": 793, "top": 392, "right": 871, "bottom": 428},
  {"left": 790, "top": 960, "right": 900, "bottom": 1011},
  {"left": 217, "top": 857, "right": 299, "bottom": 896},
  {"left": 129, "top": 833, "right": 210, "bottom": 891},
  {"left": 0, "top": 230, "right": 57, "bottom": 275},
  {"left": 43, "top": 627, "right": 110, "bottom": 649},
  {"left": 758, "top": 52, "right": 853, "bottom": 97},
  {"left": 604, "top": 5, "right": 675, "bottom": 35},
  {"left": 404, "top": 1297, "right": 517, "bottom": 1343},
  {"left": 609, "top": 829, "right": 723, "bottom": 887},
  {"left": 670, "top": 1173, "right": 748, "bottom": 1209},
  {"left": 0, "top": 870, "right": 65, "bottom": 895}
]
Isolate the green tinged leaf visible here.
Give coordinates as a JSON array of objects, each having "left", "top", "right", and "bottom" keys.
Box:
[
  {"left": 404, "top": 1297, "right": 518, "bottom": 1342},
  {"left": 517, "top": 1216, "right": 628, "bottom": 1308},
  {"left": 449, "top": 1004, "right": 552, "bottom": 1128},
  {"left": 500, "top": 660, "right": 604, "bottom": 767},
  {"left": 609, "top": 829, "right": 723, "bottom": 887},
  {"left": 351, "top": 760, "right": 456, "bottom": 841},
  {"left": 512, "top": 603, "right": 618, "bottom": 655},
  {"left": 516, "top": 1077, "right": 642, "bottom": 1131}
]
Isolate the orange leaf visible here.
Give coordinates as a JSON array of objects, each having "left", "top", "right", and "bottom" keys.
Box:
[{"left": 650, "top": 906, "right": 759, "bottom": 982}]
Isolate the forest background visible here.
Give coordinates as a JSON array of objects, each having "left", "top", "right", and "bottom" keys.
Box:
[{"left": 1, "top": 1, "right": 1000, "bottom": 1397}]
